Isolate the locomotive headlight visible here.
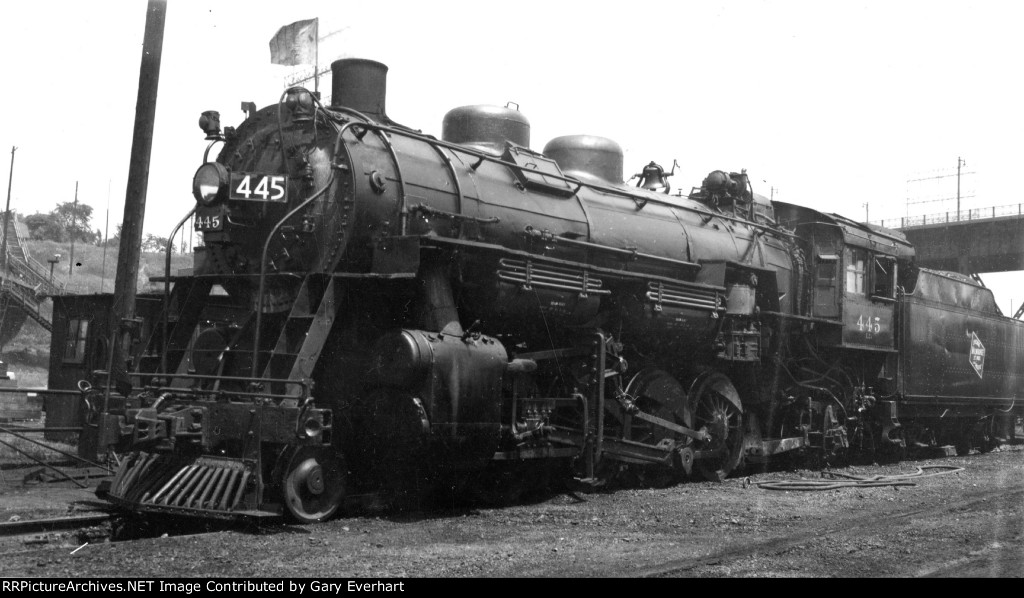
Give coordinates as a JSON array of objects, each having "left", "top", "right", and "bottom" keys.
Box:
[{"left": 192, "top": 162, "right": 230, "bottom": 205}]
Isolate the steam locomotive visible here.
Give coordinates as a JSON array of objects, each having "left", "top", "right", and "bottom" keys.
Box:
[{"left": 91, "top": 58, "right": 1023, "bottom": 522}]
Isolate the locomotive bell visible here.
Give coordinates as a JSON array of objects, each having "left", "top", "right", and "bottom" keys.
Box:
[{"left": 636, "top": 161, "right": 672, "bottom": 193}]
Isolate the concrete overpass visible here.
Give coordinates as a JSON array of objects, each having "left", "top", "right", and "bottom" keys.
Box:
[{"left": 875, "top": 204, "right": 1024, "bottom": 274}]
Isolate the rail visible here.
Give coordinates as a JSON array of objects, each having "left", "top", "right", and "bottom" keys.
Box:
[
  {"left": 871, "top": 203, "right": 1024, "bottom": 230},
  {"left": 0, "top": 514, "right": 111, "bottom": 537}
]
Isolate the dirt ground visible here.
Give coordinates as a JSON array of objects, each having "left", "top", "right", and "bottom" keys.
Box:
[{"left": 0, "top": 440, "right": 1021, "bottom": 578}]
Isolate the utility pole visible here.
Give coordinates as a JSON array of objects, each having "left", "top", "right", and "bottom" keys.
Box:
[
  {"left": 112, "top": 0, "right": 167, "bottom": 388},
  {"left": 2, "top": 146, "right": 15, "bottom": 277},
  {"left": 905, "top": 159, "right": 974, "bottom": 221},
  {"left": 101, "top": 179, "right": 110, "bottom": 293},
  {"left": 313, "top": 18, "right": 319, "bottom": 95},
  {"left": 68, "top": 181, "right": 78, "bottom": 279},
  {"left": 957, "top": 156, "right": 966, "bottom": 220}
]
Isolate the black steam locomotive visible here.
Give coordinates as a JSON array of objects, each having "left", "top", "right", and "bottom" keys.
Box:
[{"left": 91, "top": 59, "right": 1023, "bottom": 522}]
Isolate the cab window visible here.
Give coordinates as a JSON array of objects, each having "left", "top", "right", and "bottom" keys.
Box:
[
  {"left": 815, "top": 254, "right": 838, "bottom": 285},
  {"left": 845, "top": 248, "right": 866, "bottom": 295},
  {"left": 872, "top": 256, "right": 896, "bottom": 299}
]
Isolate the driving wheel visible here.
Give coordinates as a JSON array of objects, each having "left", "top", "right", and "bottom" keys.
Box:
[
  {"left": 622, "top": 369, "right": 694, "bottom": 483},
  {"left": 690, "top": 373, "right": 744, "bottom": 482},
  {"left": 623, "top": 368, "right": 693, "bottom": 444}
]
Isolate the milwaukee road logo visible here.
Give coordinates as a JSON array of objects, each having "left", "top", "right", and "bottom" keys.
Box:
[{"left": 969, "top": 331, "right": 985, "bottom": 379}]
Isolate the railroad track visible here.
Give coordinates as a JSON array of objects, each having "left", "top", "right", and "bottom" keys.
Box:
[
  {"left": 634, "top": 483, "right": 1024, "bottom": 577},
  {"left": 0, "top": 513, "right": 111, "bottom": 538},
  {"left": 0, "top": 509, "right": 235, "bottom": 566},
  {"left": 0, "top": 511, "right": 114, "bottom": 566}
]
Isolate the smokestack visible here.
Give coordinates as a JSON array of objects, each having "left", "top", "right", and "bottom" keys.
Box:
[{"left": 331, "top": 58, "right": 388, "bottom": 121}]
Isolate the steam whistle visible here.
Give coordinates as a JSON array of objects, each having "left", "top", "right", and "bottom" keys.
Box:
[{"left": 634, "top": 159, "right": 678, "bottom": 194}]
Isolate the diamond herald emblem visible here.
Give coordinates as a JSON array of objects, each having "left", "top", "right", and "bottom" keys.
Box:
[{"left": 969, "top": 331, "right": 985, "bottom": 379}]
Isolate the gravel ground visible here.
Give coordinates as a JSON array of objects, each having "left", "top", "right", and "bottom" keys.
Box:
[{"left": 0, "top": 444, "right": 1021, "bottom": 578}]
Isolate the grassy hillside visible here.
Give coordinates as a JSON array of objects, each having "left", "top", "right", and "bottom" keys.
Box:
[
  {"left": 1, "top": 239, "right": 193, "bottom": 385},
  {"left": 26, "top": 239, "right": 192, "bottom": 296}
]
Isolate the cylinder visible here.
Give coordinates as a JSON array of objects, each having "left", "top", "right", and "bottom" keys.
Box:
[
  {"left": 331, "top": 58, "right": 388, "bottom": 121},
  {"left": 442, "top": 105, "right": 530, "bottom": 155},
  {"left": 369, "top": 330, "right": 433, "bottom": 389},
  {"left": 543, "top": 135, "right": 624, "bottom": 183}
]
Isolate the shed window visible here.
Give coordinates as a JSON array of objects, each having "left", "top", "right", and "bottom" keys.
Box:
[{"left": 63, "top": 318, "right": 90, "bottom": 364}]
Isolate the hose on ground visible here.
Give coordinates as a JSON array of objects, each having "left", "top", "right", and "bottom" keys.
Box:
[{"left": 756, "top": 465, "right": 964, "bottom": 491}]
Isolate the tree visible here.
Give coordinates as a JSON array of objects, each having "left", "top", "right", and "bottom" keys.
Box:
[
  {"left": 141, "top": 233, "right": 170, "bottom": 253},
  {"left": 23, "top": 203, "right": 98, "bottom": 243},
  {"left": 52, "top": 201, "right": 97, "bottom": 244},
  {"left": 25, "top": 212, "right": 64, "bottom": 241}
]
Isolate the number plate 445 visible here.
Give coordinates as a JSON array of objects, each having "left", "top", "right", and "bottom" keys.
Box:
[
  {"left": 194, "top": 214, "right": 222, "bottom": 231},
  {"left": 229, "top": 172, "right": 288, "bottom": 202}
]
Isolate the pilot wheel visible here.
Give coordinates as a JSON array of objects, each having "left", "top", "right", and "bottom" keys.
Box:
[{"left": 283, "top": 446, "right": 346, "bottom": 523}]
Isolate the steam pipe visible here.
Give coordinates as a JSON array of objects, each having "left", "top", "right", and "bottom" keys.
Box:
[{"left": 161, "top": 207, "right": 197, "bottom": 375}]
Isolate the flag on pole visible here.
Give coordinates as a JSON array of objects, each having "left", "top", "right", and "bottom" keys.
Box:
[{"left": 269, "top": 18, "right": 318, "bottom": 66}]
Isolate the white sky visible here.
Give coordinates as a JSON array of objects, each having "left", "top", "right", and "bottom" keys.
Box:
[{"left": 1, "top": 0, "right": 1023, "bottom": 310}]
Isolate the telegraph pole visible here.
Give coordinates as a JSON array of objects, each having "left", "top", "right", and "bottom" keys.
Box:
[
  {"left": 112, "top": 0, "right": 167, "bottom": 385},
  {"left": 2, "top": 146, "right": 15, "bottom": 277},
  {"left": 905, "top": 159, "right": 974, "bottom": 221},
  {"left": 957, "top": 156, "right": 966, "bottom": 220},
  {"left": 101, "top": 179, "right": 110, "bottom": 292},
  {"left": 68, "top": 181, "right": 78, "bottom": 279}
]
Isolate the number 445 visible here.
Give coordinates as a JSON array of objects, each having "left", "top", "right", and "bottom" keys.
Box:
[
  {"left": 856, "top": 314, "right": 882, "bottom": 334},
  {"left": 234, "top": 175, "right": 286, "bottom": 201}
]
